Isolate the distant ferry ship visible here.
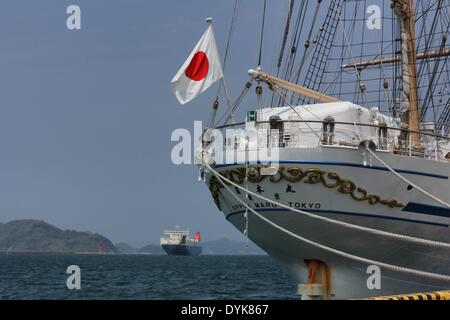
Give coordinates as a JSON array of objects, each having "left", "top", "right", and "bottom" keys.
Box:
[{"left": 160, "top": 228, "right": 202, "bottom": 256}]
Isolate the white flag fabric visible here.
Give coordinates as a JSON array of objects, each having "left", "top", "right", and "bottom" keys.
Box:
[{"left": 171, "top": 24, "right": 223, "bottom": 105}]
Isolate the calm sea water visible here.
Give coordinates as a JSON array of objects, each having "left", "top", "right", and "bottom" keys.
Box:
[{"left": 0, "top": 254, "right": 298, "bottom": 300}]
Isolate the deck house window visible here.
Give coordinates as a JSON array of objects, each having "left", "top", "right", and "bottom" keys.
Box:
[
  {"left": 378, "top": 124, "right": 388, "bottom": 150},
  {"left": 269, "top": 116, "right": 284, "bottom": 148},
  {"left": 322, "top": 116, "right": 335, "bottom": 145}
]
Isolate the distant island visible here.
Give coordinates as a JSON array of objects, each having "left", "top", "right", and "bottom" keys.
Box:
[
  {"left": 0, "top": 219, "right": 266, "bottom": 255},
  {"left": 0, "top": 220, "right": 116, "bottom": 254},
  {"left": 137, "top": 244, "right": 165, "bottom": 254}
]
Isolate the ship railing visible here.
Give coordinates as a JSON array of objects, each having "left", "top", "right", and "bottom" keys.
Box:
[{"left": 210, "top": 120, "right": 450, "bottom": 161}]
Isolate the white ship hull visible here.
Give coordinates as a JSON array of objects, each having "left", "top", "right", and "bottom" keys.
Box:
[{"left": 205, "top": 147, "right": 450, "bottom": 299}]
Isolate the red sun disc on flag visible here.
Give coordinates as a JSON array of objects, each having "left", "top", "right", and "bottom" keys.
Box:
[{"left": 185, "top": 51, "right": 209, "bottom": 81}]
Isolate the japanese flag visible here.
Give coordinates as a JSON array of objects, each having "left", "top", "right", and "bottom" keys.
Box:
[{"left": 171, "top": 24, "right": 223, "bottom": 105}]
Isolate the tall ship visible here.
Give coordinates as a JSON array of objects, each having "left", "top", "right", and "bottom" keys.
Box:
[
  {"left": 171, "top": 0, "right": 450, "bottom": 299},
  {"left": 160, "top": 228, "right": 202, "bottom": 256}
]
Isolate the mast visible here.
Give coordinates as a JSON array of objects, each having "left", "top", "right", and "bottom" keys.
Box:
[{"left": 393, "top": 0, "right": 421, "bottom": 145}]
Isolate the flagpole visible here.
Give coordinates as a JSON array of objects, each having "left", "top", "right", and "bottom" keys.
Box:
[{"left": 206, "top": 17, "right": 235, "bottom": 125}]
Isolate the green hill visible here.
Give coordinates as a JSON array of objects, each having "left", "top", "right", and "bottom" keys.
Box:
[
  {"left": 115, "top": 242, "right": 139, "bottom": 254},
  {"left": 0, "top": 220, "right": 116, "bottom": 253}
]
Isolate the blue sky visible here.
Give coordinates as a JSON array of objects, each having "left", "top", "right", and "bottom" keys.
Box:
[{"left": 0, "top": 0, "right": 287, "bottom": 245}]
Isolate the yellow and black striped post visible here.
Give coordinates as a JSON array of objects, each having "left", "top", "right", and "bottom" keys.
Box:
[{"left": 367, "top": 291, "right": 450, "bottom": 300}]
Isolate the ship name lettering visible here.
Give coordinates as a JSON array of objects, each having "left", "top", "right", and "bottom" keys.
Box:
[
  {"left": 289, "top": 202, "right": 321, "bottom": 209},
  {"left": 254, "top": 202, "right": 278, "bottom": 208},
  {"left": 231, "top": 202, "right": 321, "bottom": 211}
]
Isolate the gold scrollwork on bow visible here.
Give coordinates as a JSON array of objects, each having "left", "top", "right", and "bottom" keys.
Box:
[{"left": 208, "top": 166, "right": 404, "bottom": 211}]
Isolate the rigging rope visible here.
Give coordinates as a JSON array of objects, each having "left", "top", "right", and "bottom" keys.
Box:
[
  {"left": 277, "top": 0, "right": 295, "bottom": 70},
  {"left": 205, "top": 162, "right": 450, "bottom": 282},
  {"left": 271, "top": 0, "right": 295, "bottom": 108},
  {"left": 292, "top": 0, "right": 322, "bottom": 85},
  {"left": 372, "top": 3, "right": 393, "bottom": 110},
  {"left": 216, "top": 80, "right": 252, "bottom": 127},
  {"left": 417, "top": 0, "right": 444, "bottom": 121},
  {"left": 213, "top": 2, "right": 240, "bottom": 126},
  {"left": 223, "top": 0, "right": 240, "bottom": 72},
  {"left": 334, "top": 0, "right": 370, "bottom": 105},
  {"left": 285, "top": 0, "right": 308, "bottom": 82},
  {"left": 258, "top": 0, "right": 267, "bottom": 68},
  {"left": 275, "top": 0, "right": 308, "bottom": 107}
]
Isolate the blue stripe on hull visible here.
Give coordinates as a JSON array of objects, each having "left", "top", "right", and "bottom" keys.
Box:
[
  {"left": 225, "top": 208, "right": 449, "bottom": 228},
  {"left": 214, "top": 161, "right": 448, "bottom": 180},
  {"left": 403, "top": 202, "right": 450, "bottom": 218},
  {"left": 161, "top": 244, "right": 202, "bottom": 256}
]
